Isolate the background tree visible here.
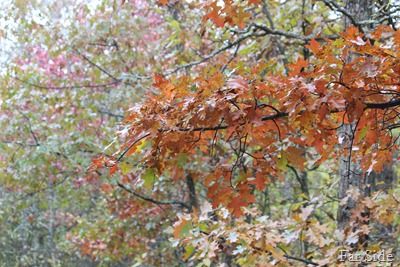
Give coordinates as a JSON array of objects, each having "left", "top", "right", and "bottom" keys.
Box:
[{"left": 1, "top": 0, "right": 400, "bottom": 266}]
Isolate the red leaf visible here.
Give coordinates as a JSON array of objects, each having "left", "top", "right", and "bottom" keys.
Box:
[{"left": 87, "top": 154, "right": 107, "bottom": 172}]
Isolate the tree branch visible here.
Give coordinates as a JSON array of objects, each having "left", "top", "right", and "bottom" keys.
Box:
[
  {"left": 165, "top": 29, "right": 267, "bottom": 76},
  {"left": 98, "top": 109, "right": 125, "bottom": 119},
  {"left": 220, "top": 43, "right": 240, "bottom": 73},
  {"left": 14, "top": 76, "right": 122, "bottom": 90},
  {"left": 322, "top": 0, "right": 360, "bottom": 28},
  {"left": 170, "top": 111, "right": 288, "bottom": 133},
  {"left": 283, "top": 254, "right": 319, "bottom": 266},
  {"left": 252, "top": 23, "right": 338, "bottom": 41},
  {"left": 1, "top": 140, "right": 39, "bottom": 147},
  {"left": 260, "top": 0, "right": 289, "bottom": 73},
  {"left": 364, "top": 98, "right": 400, "bottom": 109},
  {"left": 117, "top": 182, "right": 189, "bottom": 209},
  {"left": 73, "top": 49, "right": 118, "bottom": 80},
  {"left": 17, "top": 109, "right": 40, "bottom": 146},
  {"left": 117, "top": 133, "right": 151, "bottom": 162}
]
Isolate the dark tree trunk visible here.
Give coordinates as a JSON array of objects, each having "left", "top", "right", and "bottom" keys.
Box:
[{"left": 186, "top": 173, "right": 198, "bottom": 212}]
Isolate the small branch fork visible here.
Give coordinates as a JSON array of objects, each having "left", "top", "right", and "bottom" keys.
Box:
[{"left": 73, "top": 48, "right": 118, "bottom": 81}]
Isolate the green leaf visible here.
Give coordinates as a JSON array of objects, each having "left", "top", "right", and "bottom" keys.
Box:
[
  {"left": 176, "top": 153, "right": 188, "bottom": 166},
  {"left": 357, "top": 126, "right": 369, "bottom": 143},
  {"left": 171, "top": 20, "right": 181, "bottom": 31},
  {"left": 277, "top": 151, "right": 288, "bottom": 171},
  {"left": 120, "top": 161, "right": 132, "bottom": 175},
  {"left": 183, "top": 244, "right": 194, "bottom": 260},
  {"left": 143, "top": 168, "right": 156, "bottom": 188}
]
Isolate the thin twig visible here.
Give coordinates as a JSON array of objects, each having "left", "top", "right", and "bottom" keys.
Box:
[
  {"left": 221, "top": 43, "right": 240, "bottom": 73},
  {"left": 17, "top": 109, "right": 40, "bottom": 146},
  {"left": 116, "top": 133, "right": 151, "bottom": 162},
  {"left": 165, "top": 30, "right": 267, "bottom": 76},
  {"left": 73, "top": 49, "right": 118, "bottom": 80}
]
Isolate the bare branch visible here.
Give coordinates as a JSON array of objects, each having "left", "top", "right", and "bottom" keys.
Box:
[
  {"left": 165, "top": 110, "right": 288, "bottom": 133},
  {"left": 116, "top": 133, "right": 151, "bottom": 162},
  {"left": 1, "top": 140, "right": 39, "bottom": 147},
  {"left": 261, "top": 0, "right": 289, "bottom": 73},
  {"left": 73, "top": 49, "right": 118, "bottom": 80},
  {"left": 283, "top": 254, "right": 319, "bottom": 266},
  {"left": 17, "top": 109, "right": 40, "bottom": 146},
  {"left": 98, "top": 109, "right": 125, "bottom": 119},
  {"left": 117, "top": 182, "right": 189, "bottom": 209},
  {"left": 322, "top": 0, "right": 360, "bottom": 28},
  {"left": 14, "top": 76, "right": 122, "bottom": 90},
  {"left": 165, "top": 30, "right": 267, "bottom": 76},
  {"left": 221, "top": 43, "right": 240, "bottom": 73},
  {"left": 252, "top": 23, "right": 338, "bottom": 41}
]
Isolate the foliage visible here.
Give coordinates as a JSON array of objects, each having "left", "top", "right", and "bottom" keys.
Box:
[{"left": 1, "top": 0, "right": 400, "bottom": 266}]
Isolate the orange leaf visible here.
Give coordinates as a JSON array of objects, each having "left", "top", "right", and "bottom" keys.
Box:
[
  {"left": 202, "top": 2, "right": 225, "bottom": 27},
  {"left": 152, "top": 73, "right": 169, "bottom": 89},
  {"left": 157, "top": 0, "right": 168, "bottom": 6},
  {"left": 347, "top": 99, "right": 366, "bottom": 123},
  {"left": 317, "top": 103, "right": 329, "bottom": 122},
  {"left": 340, "top": 26, "right": 360, "bottom": 40},
  {"left": 173, "top": 218, "right": 192, "bottom": 238},
  {"left": 306, "top": 39, "right": 320, "bottom": 55},
  {"left": 288, "top": 58, "right": 309, "bottom": 75},
  {"left": 287, "top": 146, "right": 306, "bottom": 170},
  {"left": 227, "top": 196, "right": 247, "bottom": 217},
  {"left": 250, "top": 171, "right": 269, "bottom": 190},
  {"left": 101, "top": 184, "right": 114, "bottom": 194},
  {"left": 237, "top": 183, "right": 256, "bottom": 203},
  {"left": 110, "top": 163, "right": 118, "bottom": 175}
]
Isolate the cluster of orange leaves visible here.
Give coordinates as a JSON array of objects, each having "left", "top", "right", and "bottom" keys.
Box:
[{"left": 89, "top": 25, "right": 400, "bottom": 217}]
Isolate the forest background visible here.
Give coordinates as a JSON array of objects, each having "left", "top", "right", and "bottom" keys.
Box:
[{"left": 1, "top": 0, "right": 400, "bottom": 266}]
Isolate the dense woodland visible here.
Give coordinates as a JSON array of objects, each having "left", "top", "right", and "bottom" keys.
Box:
[{"left": 1, "top": 0, "right": 400, "bottom": 266}]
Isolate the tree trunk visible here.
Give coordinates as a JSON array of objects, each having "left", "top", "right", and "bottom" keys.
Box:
[
  {"left": 337, "top": 0, "right": 395, "bottom": 237},
  {"left": 186, "top": 173, "right": 198, "bottom": 212}
]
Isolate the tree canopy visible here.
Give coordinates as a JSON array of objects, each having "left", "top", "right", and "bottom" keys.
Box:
[{"left": 1, "top": 0, "right": 400, "bottom": 266}]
